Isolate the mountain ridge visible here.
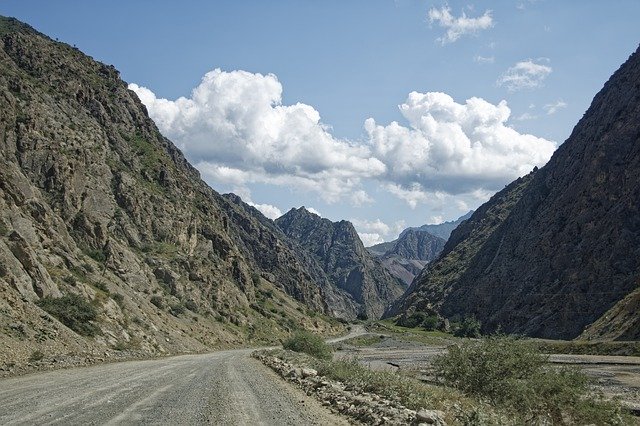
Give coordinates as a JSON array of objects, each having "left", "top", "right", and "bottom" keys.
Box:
[
  {"left": 391, "top": 44, "right": 640, "bottom": 340},
  {"left": 276, "top": 207, "right": 405, "bottom": 319}
]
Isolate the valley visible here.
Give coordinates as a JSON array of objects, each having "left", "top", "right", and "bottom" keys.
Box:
[{"left": 0, "top": 6, "right": 639, "bottom": 425}]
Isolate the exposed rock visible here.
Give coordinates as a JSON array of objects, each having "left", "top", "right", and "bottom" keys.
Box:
[
  {"left": 0, "top": 15, "right": 342, "bottom": 374},
  {"left": 276, "top": 207, "right": 405, "bottom": 319}
]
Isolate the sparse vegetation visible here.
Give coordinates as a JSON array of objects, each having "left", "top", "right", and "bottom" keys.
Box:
[
  {"left": 452, "top": 316, "right": 481, "bottom": 338},
  {"left": 111, "top": 292, "right": 125, "bottom": 307},
  {"left": 170, "top": 302, "right": 185, "bottom": 316},
  {"left": 28, "top": 350, "right": 44, "bottom": 362},
  {"left": 395, "top": 312, "right": 441, "bottom": 331},
  {"left": 36, "top": 293, "right": 99, "bottom": 336},
  {"left": 150, "top": 295, "right": 164, "bottom": 309},
  {"left": 283, "top": 331, "right": 333, "bottom": 360},
  {"left": 433, "top": 335, "right": 628, "bottom": 424},
  {"left": 85, "top": 248, "right": 106, "bottom": 263}
]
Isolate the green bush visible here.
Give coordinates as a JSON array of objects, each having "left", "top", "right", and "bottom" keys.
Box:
[
  {"left": 169, "top": 303, "right": 185, "bottom": 316},
  {"left": 283, "top": 331, "right": 333, "bottom": 360},
  {"left": 395, "top": 312, "right": 441, "bottom": 330},
  {"left": 36, "top": 293, "right": 99, "bottom": 336},
  {"left": 453, "top": 316, "right": 481, "bottom": 337},
  {"left": 150, "top": 295, "right": 164, "bottom": 309},
  {"left": 433, "top": 336, "right": 626, "bottom": 424},
  {"left": 111, "top": 293, "right": 125, "bottom": 306},
  {"left": 85, "top": 248, "right": 106, "bottom": 263}
]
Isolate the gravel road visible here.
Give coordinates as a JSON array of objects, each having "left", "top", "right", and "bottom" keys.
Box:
[{"left": 0, "top": 349, "right": 348, "bottom": 425}]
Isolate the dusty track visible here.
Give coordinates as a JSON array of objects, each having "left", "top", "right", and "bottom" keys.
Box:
[{"left": 0, "top": 349, "right": 348, "bottom": 425}]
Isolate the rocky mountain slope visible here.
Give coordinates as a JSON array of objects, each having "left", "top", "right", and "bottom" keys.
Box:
[
  {"left": 391, "top": 45, "right": 640, "bottom": 340},
  {"left": 370, "top": 229, "right": 446, "bottom": 286},
  {"left": 0, "top": 16, "right": 342, "bottom": 373},
  {"left": 276, "top": 207, "right": 405, "bottom": 319}
]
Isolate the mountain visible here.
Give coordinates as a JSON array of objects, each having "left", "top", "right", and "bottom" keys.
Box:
[
  {"left": 0, "top": 16, "right": 342, "bottom": 372},
  {"left": 275, "top": 207, "right": 405, "bottom": 319},
  {"left": 370, "top": 230, "right": 446, "bottom": 286},
  {"left": 399, "top": 211, "right": 473, "bottom": 241},
  {"left": 390, "top": 45, "right": 640, "bottom": 340}
]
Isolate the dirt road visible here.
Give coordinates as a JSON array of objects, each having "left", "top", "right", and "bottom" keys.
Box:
[{"left": 0, "top": 349, "right": 347, "bottom": 425}]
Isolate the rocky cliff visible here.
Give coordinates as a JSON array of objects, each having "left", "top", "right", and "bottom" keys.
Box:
[
  {"left": 0, "top": 16, "right": 341, "bottom": 374},
  {"left": 392, "top": 45, "right": 640, "bottom": 340},
  {"left": 276, "top": 207, "right": 405, "bottom": 319}
]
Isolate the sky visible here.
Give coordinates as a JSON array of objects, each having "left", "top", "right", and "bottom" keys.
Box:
[{"left": 3, "top": 1, "right": 640, "bottom": 245}]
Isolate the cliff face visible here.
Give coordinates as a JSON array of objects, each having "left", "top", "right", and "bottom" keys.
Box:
[
  {"left": 276, "top": 207, "right": 405, "bottom": 319},
  {"left": 393, "top": 45, "right": 640, "bottom": 340},
  {"left": 0, "top": 17, "right": 340, "bottom": 372}
]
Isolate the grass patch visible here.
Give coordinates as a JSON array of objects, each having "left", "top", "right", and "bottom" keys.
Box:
[
  {"left": 340, "top": 334, "right": 385, "bottom": 347},
  {"left": 37, "top": 293, "right": 99, "bottom": 336},
  {"left": 283, "top": 331, "right": 333, "bottom": 360},
  {"left": 433, "top": 335, "right": 630, "bottom": 424}
]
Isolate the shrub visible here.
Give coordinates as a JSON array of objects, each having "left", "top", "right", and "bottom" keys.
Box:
[
  {"left": 85, "top": 248, "right": 106, "bottom": 263},
  {"left": 184, "top": 299, "right": 198, "bottom": 312},
  {"left": 36, "top": 293, "right": 99, "bottom": 336},
  {"left": 283, "top": 331, "right": 333, "bottom": 360},
  {"left": 453, "top": 316, "right": 481, "bottom": 337},
  {"left": 395, "top": 312, "right": 441, "bottom": 330},
  {"left": 111, "top": 293, "right": 124, "bottom": 306},
  {"left": 29, "top": 350, "right": 44, "bottom": 362},
  {"left": 169, "top": 303, "right": 185, "bottom": 316},
  {"left": 433, "top": 336, "right": 626, "bottom": 424},
  {"left": 150, "top": 295, "right": 164, "bottom": 309}
]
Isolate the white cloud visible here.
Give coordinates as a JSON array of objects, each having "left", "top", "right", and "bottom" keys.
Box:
[
  {"left": 515, "top": 112, "right": 538, "bottom": 121},
  {"left": 497, "top": 59, "right": 552, "bottom": 92},
  {"left": 230, "top": 186, "right": 283, "bottom": 220},
  {"left": 129, "top": 70, "right": 384, "bottom": 205},
  {"left": 428, "top": 6, "right": 494, "bottom": 44},
  {"left": 428, "top": 215, "right": 444, "bottom": 225},
  {"left": 474, "top": 55, "right": 495, "bottom": 64},
  {"left": 132, "top": 70, "right": 556, "bottom": 210},
  {"left": 366, "top": 92, "right": 556, "bottom": 204},
  {"left": 358, "top": 233, "right": 385, "bottom": 247},
  {"left": 351, "top": 218, "right": 391, "bottom": 235},
  {"left": 544, "top": 100, "right": 567, "bottom": 115},
  {"left": 306, "top": 207, "right": 322, "bottom": 216}
]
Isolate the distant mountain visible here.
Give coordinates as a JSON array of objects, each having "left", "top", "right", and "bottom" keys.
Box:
[
  {"left": 276, "top": 207, "right": 405, "bottom": 319},
  {"left": 390, "top": 44, "right": 640, "bottom": 340},
  {"left": 0, "top": 16, "right": 341, "bottom": 371},
  {"left": 371, "top": 230, "right": 446, "bottom": 285},
  {"left": 399, "top": 211, "right": 473, "bottom": 241},
  {"left": 368, "top": 214, "right": 465, "bottom": 285}
]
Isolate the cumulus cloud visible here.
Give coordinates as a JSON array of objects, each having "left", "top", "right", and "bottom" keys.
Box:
[
  {"left": 306, "top": 207, "right": 322, "bottom": 216},
  {"left": 544, "top": 100, "right": 567, "bottom": 115},
  {"left": 497, "top": 59, "right": 552, "bottom": 92},
  {"left": 351, "top": 218, "right": 391, "bottom": 235},
  {"left": 428, "top": 6, "right": 494, "bottom": 44},
  {"left": 358, "top": 233, "right": 385, "bottom": 247},
  {"left": 365, "top": 92, "right": 556, "bottom": 201},
  {"left": 352, "top": 218, "right": 407, "bottom": 245},
  {"left": 129, "top": 70, "right": 384, "bottom": 205},
  {"left": 131, "top": 70, "right": 556, "bottom": 210},
  {"left": 231, "top": 187, "right": 283, "bottom": 220}
]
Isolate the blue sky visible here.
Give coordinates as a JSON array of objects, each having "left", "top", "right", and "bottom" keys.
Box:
[{"left": 3, "top": 1, "right": 640, "bottom": 245}]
